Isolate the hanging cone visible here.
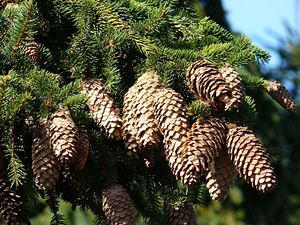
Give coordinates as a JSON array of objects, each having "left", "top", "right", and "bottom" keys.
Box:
[
  {"left": 102, "top": 184, "right": 135, "bottom": 225},
  {"left": 179, "top": 118, "right": 226, "bottom": 186},
  {"left": 81, "top": 78, "right": 123, "bottom": 140},
  {"left": 123, "top": 71, "right": 163, "bottom": 151},
  {"left": 123, "top": 82, "right": 142, "bottom": 152},
  {"left": 73, "top": 129, "right": 89, "bottom": 171},
  {"left": 153, "top": 88, "right": 189, "bottom": 177},
  {"left": 219, "top": 65, "right": 245, "bottom": 110},
  {"left": 123, "top": 71, "right": 164, "bottom": 167},
  {"left": 206, "top": 151, "right": 236, "bottom": 200},
  {"left": 165, "top": 201, "right": 198, "bottom": 225},
  {"left": 49, "top": 106, "right": 79, "bottom": 165},
  {"left": 32, "top": 120, "right": 59, "bottom": 191},
  {"left": 226, "top": 125, "right": 277, "bottom": 192},
  {"left": 186, "top": 60, "right": 232, "bottom": 111},
  {"left": 19, "top": 37, "right": 40, "bottom": 61},
  {"left": 0, "top": 173, "right": 27, "bottom": 225},
  {"left": 38, "top": 17, "right": 51, "bottom": 36},
  {"left": 267, "top": 80, "right": 297, "bottom": 112}
]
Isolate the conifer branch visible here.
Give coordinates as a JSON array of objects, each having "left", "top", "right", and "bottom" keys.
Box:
[
  {"left": 16, "top": 0, "right": 34, "bottom": 46},
  {"left": 46, "top": 192, "right": 68, "bottom": 225},
  {"left": 4, "top": 127, "right": 26, "bottom": 187}
]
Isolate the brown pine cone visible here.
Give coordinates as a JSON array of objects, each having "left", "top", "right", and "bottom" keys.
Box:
[
  {"left": 206, "top": 150, "right": 236, "bottom": 200},
  {"left": 123, "top": 83, "right": 142, "bottom": 152},
  {"left": 81, "top": 78, "right": 123, "bottom": 139},
  {"left": 186, "top": 60, "right": 232, "bottom": 111},
  {"left": 165, "top": 201, "right": 198, "bottom": 225},
  {"left": 32, "top": 120, "right": 59, "bottom": 191},
  {"left": 49, "top": 106, "right": 79, "bottom": 165},
  {"left": 0, "top": 173, "right": 27, "bottom": 225},
  {"left": 219, "top": 65, "right": 245, "bottom": 110},
  {"left": 19, "top": 38, "right": 40, "bottom": 61},
  {"left": 153, "top": 88, "right": 189, "bottom": 178},
  {"left": 179, "top": 118, "right": 226, "bottom": 186},
  {"left": 226, "top": 125, "right": 277, "bottom": 192},
  {"left": 267, "top": 80, "right": 297, "bottom": 112},
  {"left": 73, "top": 129, "right": 89, "bottom": 171},
  {"left": 102, "top": 184, "right": 135, "bottom": 225},
  {"left": 123, "top": 71, "right": 163, "bottom": 151}
]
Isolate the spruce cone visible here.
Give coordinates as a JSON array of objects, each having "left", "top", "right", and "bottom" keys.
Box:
[
  {"left": 219, "top": 65, "right": 244, "bottom": 110},
  {"left": 123, "top": 71, "right": 163, "bottom": 152},
  {"left": 206, "top": 151, "right": 236, "bottom": 200},
  {"left": 74, "top": 129, "right": 89, "bottom": 171},
  {"left": 165, "top": 201, "right": 198, "bottom": 225},
  {"left": 82, "top": 78, "right": 123, "bottom": 139},
  {"left": 102, "top": 184, "right": 135, "bottom": 225},
  {"left": 122, "top": 83, "right": 142, "bottom": 152},
  {"left": 226, "top": 125, "right": 277, "bottom": 192},
  {"left": 186, "top": 60, "right": 231, "bottom": 111},
  {"left": 38, "top": 17, "right": 51, "bottom": 36},
  {"left": 179, "top": 118, "right": 226, "bottom": 186},
  {"left": 50, "top": 106, "right": 79, "bottom": 165},
  {"left": 19, "top": 38, "right": 40, "bottom": 61},
  {"left": 0, "top": 173, "right": 26, "bottom": 225},
  {"left": 267, "top": 80, "right": 297, "bottom": 112},
  {"left": 153, "top": 88, "right": 189, "bottom": 177},
  {"left": 32, "top": 120, "right": 59, "bottom": 191}
]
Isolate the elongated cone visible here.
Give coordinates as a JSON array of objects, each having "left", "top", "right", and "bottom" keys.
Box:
[
  {"left": 123, "top": 83, "right": 142, "bottom": 152},
  {"left": 186, "top": 60, "right": 232, "bottom": 111},
  {"left": 179, "top": 118, "right": 226, "bottom": 186},
  {"left": 123, "top": 71, "right": 164, "bottom": 167},
  {"left": 206, "top": 151, "right": 236, "bottom": 200},
  {"left": 219, "top": 65, "right": 245, "bottom": 110},
  {"left": 19, "top": 38, "right": 39, "bottom": 61},
  {"left": 82, "top": 78, "right": 123, "bottom": 139},
  {"left": 165, "top": 201, "right": 198, "bottom": 225},
  {"left": 32, "top": 120, "right": 59, "bottom": 191},
  {"left": 153, "top": 88, "right": 189, "bottom": 177},
  {"left": 102, "top": 184, "right": 135, "bottom": 225},
  {"left": 226, "top": 125, "right": 277, "bottom": 192},
  {"left": 267, "top": 80, "right": 297, "bottom": 112},
  {"left": 74, "top": 129, "right": 89, "bottom": 171},
  {"left": 0, "top": 173, "right": 26, "bottom": 225},
  {"left": 50, "top": 106, "right": 79, "bottom": 165},
  {"left": 123, "top": 71, "right": 163, "bottom": 151}
]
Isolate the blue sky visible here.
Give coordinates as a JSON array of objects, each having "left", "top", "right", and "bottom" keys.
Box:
[{"left": 223, "top": 0, "right": 298, "bottom": 67}]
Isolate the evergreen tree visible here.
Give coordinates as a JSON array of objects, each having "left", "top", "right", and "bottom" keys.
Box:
[{"left": 0, "top": 0, "right": 296, "bottom": 224}]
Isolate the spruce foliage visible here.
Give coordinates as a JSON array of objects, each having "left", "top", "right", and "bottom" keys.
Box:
[{"left": 0, "top": 0, "right": 293, "bottom": 224}]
